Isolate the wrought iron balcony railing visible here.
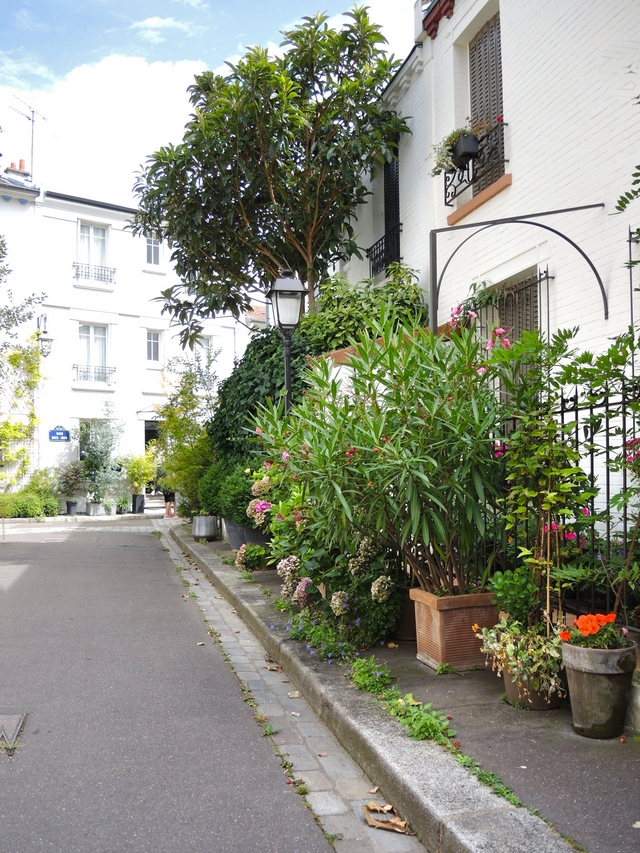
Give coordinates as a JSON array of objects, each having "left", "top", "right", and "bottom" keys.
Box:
[
  {"left": 366, "top": 223, "right": 402, "bottom": 278},
  {"left": 444, "top": 122, "right": 507, "bottom": 207},
  {"left": 73, "top": 364, "right": 116, "bottom": 384},
  {"left": 73, "top": 262, "right": 116, "bottom": 284}
]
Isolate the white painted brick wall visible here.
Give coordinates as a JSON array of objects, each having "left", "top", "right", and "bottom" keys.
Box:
[{"left": 344, "top": 0, "right": 640, "bottom": 355}]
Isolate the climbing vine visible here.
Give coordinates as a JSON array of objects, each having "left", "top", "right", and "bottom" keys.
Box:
[{"left": 0, "top": 335, "right": 43, "bottom": 488}]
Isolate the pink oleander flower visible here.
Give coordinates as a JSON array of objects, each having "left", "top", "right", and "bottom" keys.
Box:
[
  {"left": 544, "top": 522, "right": 560, "bottom": 533},
  {"left": 495, "top": 327, "right": 506, "bottom": 336},
  {"left": 467, "top": 310, "right": 477, "bottom": 319},
  {"left": 581, "top": 506, "right": 590, "bottom": 516},
  {"left": 486, "top": 338, "right": 494, "bottom": 351},
  {"left": 502, "top": 338, "right": 511, "bottom": 349},
  {"left": 282, "top": 450, "right": 290, "bottom": 462},
  {"left": 476, "top": 366, "right": 488, "bottom": 376},
  {"left": 264, "top": 461, "right": 272, "bottom": 469},
  {"left": 565, "top": 531, "right": 577, "bottom": 540}
]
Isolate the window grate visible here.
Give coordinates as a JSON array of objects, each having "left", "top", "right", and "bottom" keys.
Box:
[
  {"left": 73, "top": 262, "right": 116, "bottom": 283},
  {"left": 73, "top": 364, "right": 116, "bottom": 383}
]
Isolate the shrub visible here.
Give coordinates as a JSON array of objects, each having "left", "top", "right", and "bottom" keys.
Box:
[
  {"left": 9, "top": 492, "right": 44, "bottom": 517},
  {"left": 218, "top": 464, "right": 256, "bottom": 527},
  {"left": 198, "top": 459, "right": 232, "bottom": 516},
  {"left": 41, "top": 495, "right": 60, "bottom": 516},
  {"left": 57, "top": 461, "right": 85, "bottom": 498}
]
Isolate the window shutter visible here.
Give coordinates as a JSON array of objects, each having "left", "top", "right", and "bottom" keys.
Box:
[
  {"left": 384, "top": 151, "right": 400, "bottom": 232},
  {"left": 469, "top": 14, "right": 504, "bottom": 194}
]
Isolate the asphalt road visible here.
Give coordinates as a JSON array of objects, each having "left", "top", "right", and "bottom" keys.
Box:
[{"left": 0, "top": 519, "right": 330, "bottom": 853}]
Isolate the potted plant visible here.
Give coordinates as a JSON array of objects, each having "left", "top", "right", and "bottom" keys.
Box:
[
  {"left": 103, "top": 499, "right": 115, "bottom": 516},
  {"left": 116, "top": 496, "right": 129, "bottom": 515},
  {"left": 559, "top": 613, "right": 637, "bottom": 738},
  {"left": 430, "top": 118, "right": 491, "bottom": 176},
  {"left": 121, "top": 452, "right": 156, "bottom": 514},
  {"left": 218, "top": 463, "right": 266, "bottom": 550},
  {"left": 476, "top": 617, "right": 566, "bottom": 709},
  {"left": 193, "top": 459, "right": 230, "bottom": 541},
  {"left": 76, "top": 404, "right": 123, "bottom": 516},
  {"left": 254, "top": 319, "right": 505, "bottom": 669},
  {"left": 57, "top": 461, "right": 84, "bottom": 516}
]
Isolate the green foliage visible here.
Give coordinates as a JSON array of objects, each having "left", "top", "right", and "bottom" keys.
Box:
[
  {"left": 7, "top": 492, "right": 45, "bottom": 518},
  {"left": 120, "top": 452, "right": 156, "bottom": 494},
  {"left": 77, "top": 404, "right": 124, "bottom": 503},
  {"left": 255, "top": 317, "right": 505, "bottom": 594},
  {"left": 218, "top": 464, "right": 256, "bottom": 526},
  {"left": 384, "top": 689, "right": 455, "bottom": 744},
  {"left": 132, "top": 9, "right": 409, "bottom": 339},
  {"left": 435, "top": 663, "right": 456, "bottom": 675},
  {"left": 155, "top": 352, "right": 218, "bottom": 513},
  {"left": 298, "top": 265, "right": 427, "bottom": 353},
  {"left": 242, "top": 544, "right": 267, "bottom": 570},
  {"left": 287, "top": 608, "right": 355, "bottom": 660},
  {"left": 0, "top": 235, "right": 45, "bottom": 354},
  {"left": 197, "top": 459, "right": 232, "bottom": 516},
  {"left": 0, "top": 338, "right": 43, "bottom": 489},
  {"left": 488, "top": 568, "right": 540, "bottom": 626},
  {"left": 348, "top": 656, "right": 393, "bottom": 694},
  {"left": 116, "top": 496, "right": 130, "bottom": 513}
]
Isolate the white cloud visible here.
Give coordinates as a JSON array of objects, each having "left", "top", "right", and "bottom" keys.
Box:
[
  {"left": 0, "top": 55, "right": 206, "bottom": 205},
  {"left": 14, "top": 9, "right": 49, "bottom": 32},
  {"left": 172, "top": 0, "right": 209, "bottom": 9},
  {"left": 0, "top": 51, "right": 56, "bottom": 88},
  {"left": 131, "top": 17, "right": 203, "bottom": 44},
  {"left": 327, "top": 0, "right": 415, "bottom": 61}
]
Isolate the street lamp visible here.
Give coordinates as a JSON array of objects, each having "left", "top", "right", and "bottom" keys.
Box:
[
  {"left": 36, "top": 314, "right": 53, "bottom": 358},
  {"left": 267, "top": 271, "right": 306, "bottom": 413}
]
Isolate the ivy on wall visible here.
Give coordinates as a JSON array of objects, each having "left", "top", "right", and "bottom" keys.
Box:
[{"left": 0, "top": 336, "right": 42, "bottom": 488}]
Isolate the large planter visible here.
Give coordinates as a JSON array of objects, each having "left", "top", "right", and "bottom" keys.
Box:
[
  {"left": 562, "top": 641, "right": 637, "bottom": 739},
  {"left": 503, "top": 669, "right": 562, "bottom": 711},
  {"left": 224, "top": 519, "right": 246, "bottom": 550},
  {"left": 193, "top": 515, "right": 218, "bottom": 542},
  {"left": 223, "top": 519, "right": 270, "bottom": 550},
  {"left": 66, "top": 500, "right": 78, "bottom": 517},
  {"left": 86, "top": 502, "right": 104, "bottom": 517},
  {"left": 392, "top": 587, "right": 417, "bottom": 643},
  {"left": 452, "top": 133, "right": 479, "bottom": 170},
  {"left": 409, "top": 588, "right": 497, "bottom": 670},
  {"left": 132, "top": 493, "right": 145, "bottom": 514}
]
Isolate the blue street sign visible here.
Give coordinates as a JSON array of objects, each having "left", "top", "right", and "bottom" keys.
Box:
[{"left": 49, "top": 426, "right": 70, "bottom": 442}]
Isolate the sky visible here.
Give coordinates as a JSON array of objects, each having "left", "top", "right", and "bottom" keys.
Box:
[{"left": 0, "top": 0, "right": 416, "bottom": 205}]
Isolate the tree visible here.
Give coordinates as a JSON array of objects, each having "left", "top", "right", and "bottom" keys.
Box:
[{"left": 133, "top": 7, "right": 409, "bottom": 346}]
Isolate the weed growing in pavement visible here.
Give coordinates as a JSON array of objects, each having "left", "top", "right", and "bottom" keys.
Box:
[
  {"left": 435, "top": 663, "right": 456, "bottom": 675},
  {"left": 152, "top": 530, "right": 162, "bottom": 538},
  {"left": 181, "top": 578, "right": 190, "bottom": 587},
  {"left": 454, "top": 754, "right": 523, "bottom": 806},
  {"left": 198, "top": 538, "right": 208, "bottom": 545},
  {"left": 273, "top": 596, "right": 292, "bottom": 611},
  {"left": 240, "top": 570, "right": 256, "bottom": 583},
  {"left": 382, "top": 690, "right": 454, "bottom": 744},
  {"left": 262, "top": 722, "right": 281, "bottom": 738},
  {"left": 348, "top": 656, "right": 393, "bottom": 693},
  {"left": 216, "top": 550, "right": 235, "bottom": 565},
  {"left": 293, "top": 781, "right": 310, "bottom": 795},
  {"left": 188, "top": 591, "right": 197, "bottom": 599},
  {"left": 262, "top": 586, "right": 272, "bottom": 596},
  {"left": 162, "top": 547, "right": 169, "bottom": 552}
]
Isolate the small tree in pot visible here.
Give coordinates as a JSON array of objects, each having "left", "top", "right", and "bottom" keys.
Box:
[
  {"left": 121, "top": 452, "right": 157, "bottom": 514},
  {"left": 57, "top": 461, "right": 85, "bottom": 515}
]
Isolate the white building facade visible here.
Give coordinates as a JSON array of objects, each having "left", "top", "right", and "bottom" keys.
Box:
[
  {"left": 343, "top": 0, "right": 640, "bottom": 353},
  {"left": 0, "top": 168, "right": 250, "bottom": 476}
]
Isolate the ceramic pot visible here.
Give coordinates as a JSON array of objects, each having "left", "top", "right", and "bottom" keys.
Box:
[
  {"left": 503, "top": 669, "right": 562, "bottom": 710},
  {"left": 193, "top": 515, "right": 218, "bottom": 542},
  {"left": 562, "top": 641, "right": 637, "bottom": 738}
]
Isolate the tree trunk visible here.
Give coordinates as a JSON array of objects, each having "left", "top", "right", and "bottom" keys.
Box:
[{"left": 306, "top": 268, "right": 316, "bottom": 313}]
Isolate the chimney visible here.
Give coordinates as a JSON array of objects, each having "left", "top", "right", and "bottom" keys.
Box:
[{"left": 4, "top": 158, "right": 32, "bottom": 183}]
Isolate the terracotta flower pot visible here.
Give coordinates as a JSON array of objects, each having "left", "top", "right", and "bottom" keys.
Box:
[
  {"left": 562, "top": 641, "right": 637, "bottom": 738},
  {"left": 409, "top": 588, "right": 497, "bottom": 670},
  {"left": 503, "top": 669, "right": 562, "bottom": 710}
]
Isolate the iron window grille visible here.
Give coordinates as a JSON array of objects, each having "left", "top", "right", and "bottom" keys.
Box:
[
  {"left": 73, "top": 262, "right": 116, "bottom": 284},
  {"left": 366, "top": 223, "right": 403, "bottom": 278},
  {"left": 444, "top": 121, "right": 507, "bottom": 206},
  {"left": 73, "top": 364, "right": 116, "bottom": 384}
]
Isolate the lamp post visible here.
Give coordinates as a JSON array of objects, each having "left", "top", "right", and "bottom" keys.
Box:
[
  {"left": 36, "top": 314, "right": 53, "bottom": 358},
  {"left": 266, "top": 271, "right": 306, "bottom": 413}
]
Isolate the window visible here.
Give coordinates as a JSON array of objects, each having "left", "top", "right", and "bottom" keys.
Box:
[
  {"left": 75, "top": 325, "right": 114, "bottom": 383},
  {"left": 74, "top": 223, "right": 114, "bottom": 284},
  {"left": 367, "top": 137, "right": 401, "bottom": 277},
  {"left": 146, "top": 237, "right": 160, "bottom": 266},
  {"left": 147, "top": 331, "right": 160, "bottom": 362},
  {"left": 469, "top": 13, "right": 504, "bottom": 194},
  {"left": 195, "top": 336, "right": 210, "bottom": 360}
]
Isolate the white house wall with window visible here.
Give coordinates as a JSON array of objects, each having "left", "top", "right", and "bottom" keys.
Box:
[
  {"left": 0, "top": 176, "right": 250, "bottom": 473},
  {"left": 341, "top": 0, "right": 640, "bottom": 354}
]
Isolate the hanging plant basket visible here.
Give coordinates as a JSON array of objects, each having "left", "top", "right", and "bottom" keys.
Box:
[{"left": 451, "top": 134, "right": 480, "bottom": 170}]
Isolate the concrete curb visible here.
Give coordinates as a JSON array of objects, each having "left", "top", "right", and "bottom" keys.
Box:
[{"left": 172, "top": 528, "right": 575, "bottom": 853}]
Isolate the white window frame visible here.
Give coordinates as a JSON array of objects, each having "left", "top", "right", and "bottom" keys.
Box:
[
  {"left": 75, "top": 220, "right": 114, "bottom": 290},
  {"left": 146, "top": 329, "right": 162, "bottom": 366},
  {"left": 146, "top": 236, "right": 160, "bottom": 266}
]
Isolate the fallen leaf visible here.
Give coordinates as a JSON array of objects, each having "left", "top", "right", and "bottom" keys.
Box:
[
  {"left": 288, "top": 691, "right": 301, "bottom": 698},
  {"left": 282, "top": 679, "right": 290, "bottom": 683},
  {"left": 368, "top": 786, "right": 379, "bottom": 794},
  {"left": 318, "top": 752, "right": 327, "bottom": 757},
  {"left": 362, "top": 804, "right": 411, "bottom": 835},
  {"left": 265, "top": 664, "right": 282, "bottom": 672},
  {"left": 197, "top": 642, "right": 205, "bottom": 646},
  {"left": 633, "top": 821, "right": 640, "bottom": 828},
  {"left": 291, "top": 711, "right": 301, "bottom": 717},
  {"left": 231, "top": 608, "right": 237, "bottom": 614},
  {"left": 387, "top": 642, "right": 398, "bottom": 649}
]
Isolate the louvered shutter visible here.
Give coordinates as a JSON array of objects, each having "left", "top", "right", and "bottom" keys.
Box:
[
  {"left": 469, "top": 14, "right": 504, "bottom": 194},
  {"left": 383, "top": 139, "right": 401, "bottom": 266}
]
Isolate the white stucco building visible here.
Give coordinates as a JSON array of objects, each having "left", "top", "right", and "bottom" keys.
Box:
[
  {"left": 0, "top": 163, "right": 251, "bottom": 477},
  {"left": 342, "top": 0, "right": 640, "bottom": 352}
]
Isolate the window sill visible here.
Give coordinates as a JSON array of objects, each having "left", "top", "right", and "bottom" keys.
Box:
[
  {"left": 73, "top": 282, "right": 115, "bottom": 293},
  {"left": 446, "top": 174, "right": 512, "bottom": 226},
  {"left": 146, "top": 362, "right": 163, "bottom": 371},
  {"left": 143, "top": 268, "right": 167, "bottom": 276},
  {"left": 72, "top": 381, "right": 116, "bottom": 392}
]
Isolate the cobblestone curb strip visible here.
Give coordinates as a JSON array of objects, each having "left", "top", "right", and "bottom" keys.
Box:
[{"left": 171, "top": 528, "right": 574, "bottom": 853}]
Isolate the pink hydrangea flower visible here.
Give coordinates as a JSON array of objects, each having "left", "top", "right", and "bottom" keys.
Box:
[{"left": 253, "top": 500, "right": 272, "bottom": 514}]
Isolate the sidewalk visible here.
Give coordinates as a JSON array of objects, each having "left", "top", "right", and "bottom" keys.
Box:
[{"left": 171, "top": 525, "right": 640, "bottom": 853}]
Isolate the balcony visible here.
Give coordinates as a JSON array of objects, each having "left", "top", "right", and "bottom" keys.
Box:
[
  {"left": 73, "top": 364, "right": 116, "bottom": 385},
  {"left": 444, "top": 122, "right": 506, "bottom": 207},
  {"left": 73, "top": 262, "right": 116, "bottom": 284},
  {"left": 366, "top": 223, "right": 402, "bottom": 278}
]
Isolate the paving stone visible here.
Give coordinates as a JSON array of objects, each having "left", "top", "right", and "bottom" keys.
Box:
[
  {"left": 334, "top": 840, "right": 377, "bottom": 853},
  {"left": 296, "top": 770, "right": 333, "bottom": 791},
  {"left": 276, "top": 744, "right": 321, "bottom": 772},
  {"left": 316, "top": 753, "right": 363, "bottom": 780},
  {"left": 305, "top": 791, "right": 350, "bottom": 816},
  {"left": 319, "top": 814, "right": 370, "bottom": 841},
  {"left": 335, "top": 778, "right": 376, "bottom": 800},
  {"left": 272, "top": 729, "right": 303, "bottom": 745}
]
